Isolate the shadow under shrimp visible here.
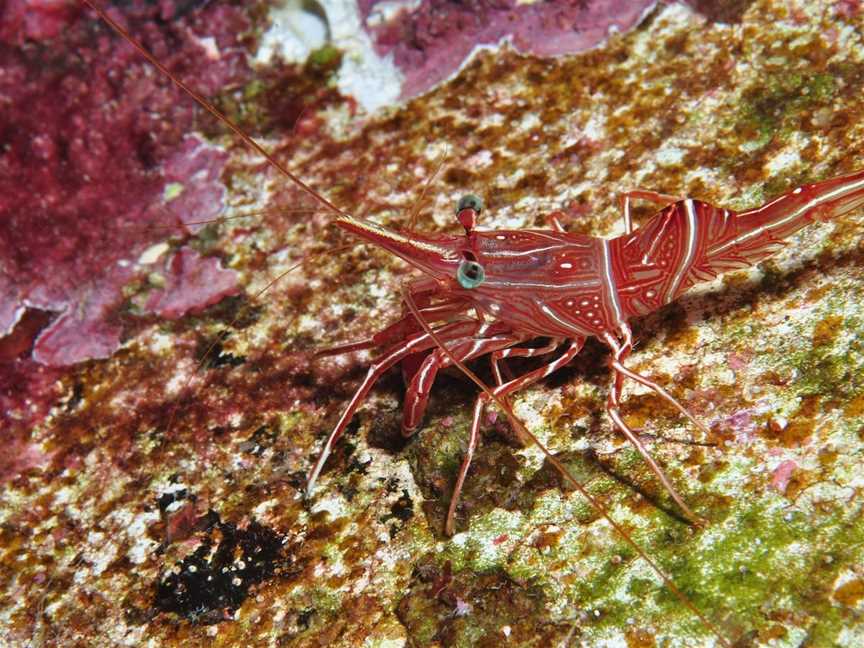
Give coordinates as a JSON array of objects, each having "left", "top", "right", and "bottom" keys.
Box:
[{"left": 587, "top": 448, "right": 697, "bottom": 527}]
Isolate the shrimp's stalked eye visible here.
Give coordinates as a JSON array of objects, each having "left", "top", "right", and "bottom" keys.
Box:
[
  {"left": 456, "top": 194, "right": 483, "bottom": 214},
  {"left": 457, "top": 259, "right": 485, "bottom": 289},
  {"left": 456, "top": 194, "right": 483, "bottom": 234}
]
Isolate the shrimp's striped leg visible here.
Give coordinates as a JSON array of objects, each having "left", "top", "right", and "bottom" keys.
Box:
[
  {"left": 602, "top": 330, "right": 703, "bottom": 524},
  {"left": 446, "top": 338, "right": 585, "bottom": 535},
  {"left": 401, "top": 331, "right": 525, "bottom": 434},
  {"left": 314, "top": 336, "right": 378, "bottom": 358},
  {"left": 306, "top": 319, "right": 480, "bottom": 496},
  {"left": 546, "top": 211, "right": 568, "bottom": 232},
  {"left": 618, "top": 190, "right": 680, "bottom": 234},
  {"left": 610, "top": 360, "right": 709, "bottom": 435},
  {"left": 489, "top": 338, "right": 562, "bottom": 386},
  {"left": 605, "top": 327, "right": 708, "bottom": 435}
]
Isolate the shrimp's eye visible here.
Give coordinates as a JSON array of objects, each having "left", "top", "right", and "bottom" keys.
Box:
[
  {"left": 456, "top": 194, "right": 483, "bottom": 233},
  {"left": 456, "top": 194, "right": 483, "bottom": 214},
  {"left": 457, "top": 259, "right": 485, "bottom": 289}
]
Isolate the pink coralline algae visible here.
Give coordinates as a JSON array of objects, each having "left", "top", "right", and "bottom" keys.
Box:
[
  {"left": 0, "top": 1, "right": 252, "bottom": 430},
  {"left": 0, "top": 0, "right": 80, "bottom": 44},
  {"left": 144, "top": 247, "right": 239, "bottom": 320},
  {"left": 716, "top": 408, "right": 760, "bottom": 441},
  {"left": 770, "top": 459, "right": 798, "bottom": 494},
  {"left": 727, "top": 350, "right": 752, "bottom": 371},
  {"left": 359, "top": 0, "right": 659, "bottom": 98},
  {"left": 0, "top": 435, "right": 50, "bottom": 484}
]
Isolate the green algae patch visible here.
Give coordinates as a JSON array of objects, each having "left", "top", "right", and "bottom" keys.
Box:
[
  {"left": 766, "top": 290, "right": 864, "bottom": 414},
  {"left": 667, "top": 498, "right": 864, "bottom": 644},
  {"left": 163, "top": 181, "right": 185, "bottom": 202},
  {"left": 736, "top": 71, "right": 837, "bottom": 149},
  {"left": 307, "top": 44, "right": 342, "bottom": 71}
]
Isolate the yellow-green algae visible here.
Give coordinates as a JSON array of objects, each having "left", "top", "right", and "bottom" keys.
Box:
[{"left": 3, "top": 1, "right": 864, "bottom": 647}]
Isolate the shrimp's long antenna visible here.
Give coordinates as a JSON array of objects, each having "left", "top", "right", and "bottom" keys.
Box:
[
  {"left": 406, "top": 145, "right": 449, "bottom": 231},
  {"left": 402, "top": 286, "right": 732, "bottom": 648},
  {"left": 81, "top": 0, "right": 347, "bottom": 219}
]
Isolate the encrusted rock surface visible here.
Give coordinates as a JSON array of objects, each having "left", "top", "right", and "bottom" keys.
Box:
[{"left": 1, "top": 1, "right": 864, "bottom": 646}]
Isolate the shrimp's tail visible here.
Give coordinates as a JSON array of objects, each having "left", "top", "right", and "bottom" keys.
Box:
[{"left": 703, "top": 168, "right": 864, "bottom": 272}]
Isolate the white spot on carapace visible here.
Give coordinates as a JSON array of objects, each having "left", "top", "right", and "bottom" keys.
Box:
[{"left": 560, "top": 262, "right": 573, "bottom": 269}]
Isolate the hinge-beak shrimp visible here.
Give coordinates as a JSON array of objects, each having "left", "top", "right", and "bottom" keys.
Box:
[
  {"left": 306, "top": 170, "right": 864, "bottom": 533},
  {"left": 82, "top": 1, "right": 864, "bottom": 645}
]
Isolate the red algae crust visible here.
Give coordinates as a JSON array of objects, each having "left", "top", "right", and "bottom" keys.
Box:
[
  {"left": 2, "top": 1, "right": 864, "bottom": 647},
  {"left": 360, "top": 0, "right": 659, "bottom": 98},
  {"left": 0, "top": 2, "right": 247, "bottom": 371},
  {"left": 0, "top": 1, "right": 259, "bottom": 434}
]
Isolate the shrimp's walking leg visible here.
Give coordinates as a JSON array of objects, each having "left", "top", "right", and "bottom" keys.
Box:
[
  {"left": 605, "top": 328, "right": 708, "bottom": 434},
  {"left": 602, "top": 329, "right": 703, "bottom": 524},
  {"left": 402, "top": 333, "right": 525, "bottom": 434},
  {"left": 547, "top": 212, "right": 568, "bottom": 232},
  {"left": 486, "top": 338, "right": 563, "bottom": 440},
  {"left": 489, "top": 338, "right": 562, "bottom": 386},
  {"left": 618, "top": 190, "right": 680, "bottom": 234},
  {"left": 446, "top": 337, "right": 585, "bottom": 535},
  {"left": 314, "top": 336, "right": 377, "bottom": 357},
  {"left": 403, "top": 336, "right": 562, "bottom": 435},
  {"left": 307, "top": 319, "right": 479, "bottom": 495}
]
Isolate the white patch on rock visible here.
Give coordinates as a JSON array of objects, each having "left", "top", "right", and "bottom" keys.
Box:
[
  {"left": 310, "top": 492, "right": 350, "bottom": 519},
  {"left": 127, "top": 509, "right": 161, "bottom": 564},
  {"left": 138, "top": 242, "right": 169, "bottom": 265},
  {"left": 256, "top": 0, "right": 329, "bottom": 63},
  {"left": 255, "top": 0, "right": 403, "bottom": 113},
  {"left": 582, "top": 112, "right": 607, "bottom": 141},
  {"left": 365, "top": 0, "right": 422, "bottom": 27},
  {"left": 655, "top": 142, "right": 685, "bottom": 167},
  {"left": 765, "top": 143, "right": 803, "bottom": 175}
]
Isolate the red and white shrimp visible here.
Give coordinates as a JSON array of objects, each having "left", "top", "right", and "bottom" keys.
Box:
[{"left": 305, "top": 170, "right": 864, "bottom": 535}]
